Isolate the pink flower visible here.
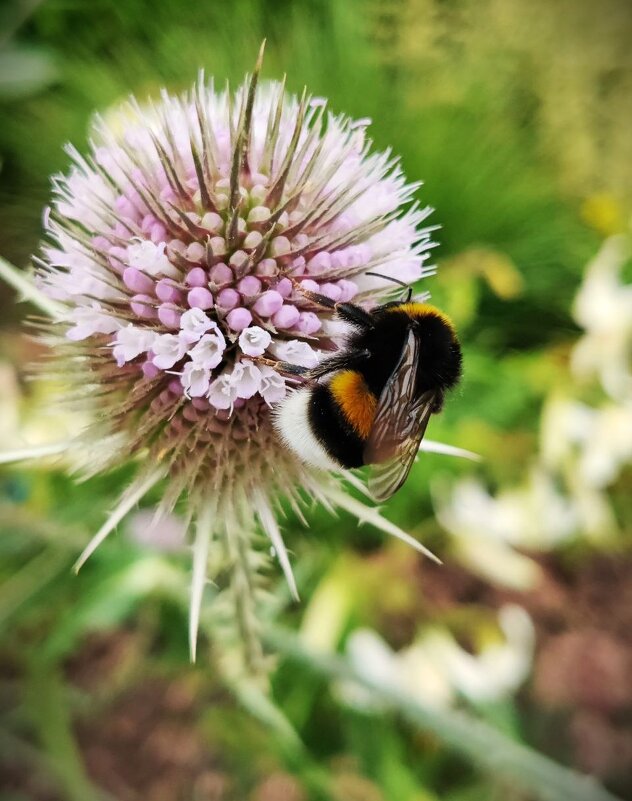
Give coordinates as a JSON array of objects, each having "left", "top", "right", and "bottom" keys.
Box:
[
  {"left": 112, "top": 325, "right": 156, "bottom": 366},
  {"left": 272, "top": 340, "right": 319, "bottom": 368},
  {"left": 151, "top": 333, "right": 188, "bottom": 369},
  {"left": 238, "top": 325, "right": 271, "bottom": 357},
  {"left": 189, "top": 331, "right": 226, "bottom": 369},
  {"left": 231, "top": 360, "right": 262, "bottom": 399},
  {"left": 259, "top": 366, "right": 286, "bottom": 405},
  {"left": 181, "top": 362, "right": 212, "bottom": 398},
  {"left": 208, "top": 373, "right": 239, "bottom": 410},
  {"left": 226, "top": 307, "right": 252, "bottom": 331},
  {"left": 127, "top": 240, "right": 178, "bottom": 279},
  {"left": 180, "top": 307, "right": 215, "bottom": 343},
  {"left": 18, "top": 51, "right": 455, "bottom": 673}
]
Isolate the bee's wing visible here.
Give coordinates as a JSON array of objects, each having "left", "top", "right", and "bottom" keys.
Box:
[{"left": 363, "top": 328, "right": 437, "bottom": 501}]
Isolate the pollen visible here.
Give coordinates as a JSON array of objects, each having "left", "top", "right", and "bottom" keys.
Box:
[{"left": 329, "top": 370, "right": 377, "bottom": 440}]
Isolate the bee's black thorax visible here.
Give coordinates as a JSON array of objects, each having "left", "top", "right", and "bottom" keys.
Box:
[{"left": 348, "top": 304, "right": 462, "bottom": 400}]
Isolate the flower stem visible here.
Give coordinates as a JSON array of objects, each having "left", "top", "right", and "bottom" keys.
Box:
[
  {"left": 224, "top": 518, "right": 266, "bottom": 678},
  {"left": 189, "top": 497, "right": 217, "bottom": 661},
  {"left": 26, "top": 662, "right": 100, "bottom": 801},
  {"left": 231, "top": 677, "right": 336, "bottom": 801},
  {"left": 265, "top": 626, "right": 624, "bottom": 801}
]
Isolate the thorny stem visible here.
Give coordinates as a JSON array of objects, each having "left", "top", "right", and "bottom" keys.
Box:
[
  {"left": 189, "top": 497, "right": 217, "bottom": 661},
  {"left": 224, "top": 517, "right": 265, "bottom": 677}
]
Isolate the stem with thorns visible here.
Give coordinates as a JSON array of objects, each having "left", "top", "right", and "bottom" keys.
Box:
[{"left": 223, "top": 507, "right": 266, "bottom": 677}]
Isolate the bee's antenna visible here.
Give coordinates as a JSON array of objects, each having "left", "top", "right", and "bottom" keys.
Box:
[{"left": 365, "top": 271, "right": 413, "bottom": 302}]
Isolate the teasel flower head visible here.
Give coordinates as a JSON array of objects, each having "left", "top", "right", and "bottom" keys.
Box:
[{"left": 16, "top": 46, "right": 466, "bottom": 677}]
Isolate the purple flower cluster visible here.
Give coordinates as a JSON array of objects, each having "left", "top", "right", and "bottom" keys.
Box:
[
  {"left": 27, "top": 63, "right": 447, "bottom": 668},
  {"left": 38, "top": 79, "right": 435, "bottom": 426}
]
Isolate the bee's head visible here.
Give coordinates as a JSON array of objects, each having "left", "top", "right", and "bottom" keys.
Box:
[{"left": 411, "top": 306, "right": 462, "bottom": 393}]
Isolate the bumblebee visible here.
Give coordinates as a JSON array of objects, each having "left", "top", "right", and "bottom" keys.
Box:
[{"left": 274, "top": 285, "right": 462, "bottom": 501}]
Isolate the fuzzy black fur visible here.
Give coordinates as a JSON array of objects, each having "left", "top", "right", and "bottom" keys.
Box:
[{"left": 305, "top": 303, "right": 462, "bottom": 469}]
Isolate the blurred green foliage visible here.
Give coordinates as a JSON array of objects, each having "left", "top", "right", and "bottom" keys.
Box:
[{"left": 1, "top": 1, "right": 630, "bottom": 800}]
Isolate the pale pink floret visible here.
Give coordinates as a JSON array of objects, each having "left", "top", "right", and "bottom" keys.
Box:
[
  {"left": 127, "top": 240, "right": 178, "bottom": 279},
  {"left": 187, "top": 287, "right": 214, "bottom": 310},
  {"left": 307, "top": 252, "right": 331, "bottom": 275},
  {"left": 157, "top": 303, "right": 181, "bottom": 329},
  {"left": 295, "top": 312, "right": 322, "bottom": 336},
  {"left": 227, "top": 307, "right": 253, "bottom": 331},
  {"left": 217, "top": 288, "right": 240, "bottom": 310},
  {"left": 67, "top": 304, "right": 121, "bottom": 341},
  {"left": 180, "top": 308, "right": 215, "bottom": 343},
  {"left": 131, "top": 294, "right": 156, "bottom": 319},
  {"left": 186, "top": 267, "right": 208, "bottom": 287},
  {"left": 273, "top": 340, "right": 319, "bottom": 368},
  {"left": 142, "top": 361, "right": 160, "bottom": 379},
  {"left": 231, "top": 361, "right": 262, "bottom": 399},
  {"left": 181, "top": 362, "right": 212, "bottom": 398},
  {"left": 152, "top": 333, "right": 188, "bottom": 369},
  {"left": 238, "top": 326, "right": 271, "bottom": 357},
  {"left": 113, "top": 325, "right": 156, "bottom": 366},
  {"left": 272, "top": 305, "right": 300, "bottom": 329},
  {"left": 259, "top": 366, "right": 286, "bottom": 405},
  {"left": 276, "top": 278, "right": 292, "bottom": 297},
  {"left": 238, "top": 276, "right": 262, "bottom": 297},
  {"left": 189, "top": 331, "right": 226, "bottom": 369},
  {"left": 123, "top": 267, "right": 155, "bottom": 294},
  {"left": 156, "top": 279, "right": 183, "bottom": 304},
  {"left": 253, "top": 290, "right": 284, "bottom": 316},
  {"left": 208, "top": 373, "right": 239, "bottom": 410},
  {"left": 210, "top": 263, "right": 232, "bottom": 285}
]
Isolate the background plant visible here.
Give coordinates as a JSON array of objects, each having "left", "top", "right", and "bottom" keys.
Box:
[{"left": 1, "top": 1, "right": 630, "bottom": 800}]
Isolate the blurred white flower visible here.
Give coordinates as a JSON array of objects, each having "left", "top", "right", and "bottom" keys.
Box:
[
  {"left": 541, "top": 395, "right": 632, "bottom": 489},
  {"left": 434, "top": 473, "right": 577, "bottom": 590},
  {"left": 435, "top": 230, "right": 632, "bottom": 579},
  {"left": 571, "top": 234, "right": 632, "bottom": 401},
  {"left": 579, "top": 404, "right": 632, "bottom": 487},
  {"left": 339, "top": 605, "right": 534, "bottom": 710},
  {"left": 424, "top": 605, "right": 535, "bottom": 704},
  {"left": 0, "top": 358, "right": 87, "bottom": 460}
]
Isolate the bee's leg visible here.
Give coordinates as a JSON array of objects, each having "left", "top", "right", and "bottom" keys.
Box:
[
  {"left": 255, "top": 357, "right": 310, "bottom": 376},
  {"left": 293, "top": 285, "right": 374, "bottom": 329},
  {"left": 255, "top": 349, "right": 371, "bottom": 381},
  {"left": 335, "top": 302, "right": 374, "bottom": 329},
  {"left": 431, "top": 391, "right": 445, "bottom": 414},
  {"left": 306, "top": 348, "right": 371, "bottom": 379}
]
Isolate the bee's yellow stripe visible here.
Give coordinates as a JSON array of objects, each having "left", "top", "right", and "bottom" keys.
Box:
[
  {"left": 385, "top": 302, "right": 455, "bottom": 334},
  {"left": 329, "top": 370, "right": 377, "bottom": 440}
]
